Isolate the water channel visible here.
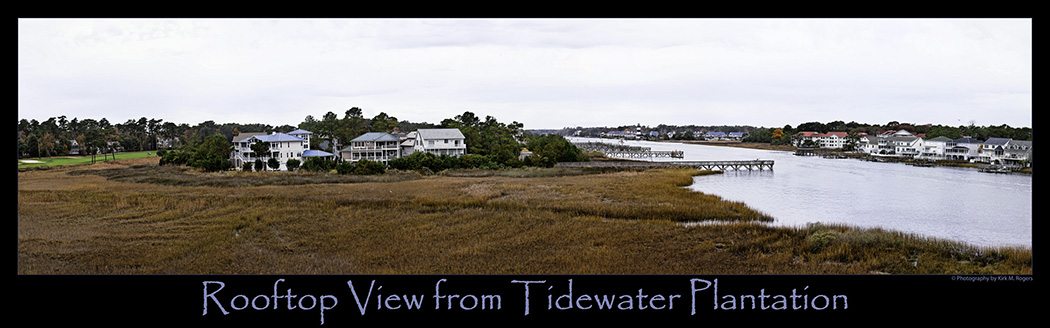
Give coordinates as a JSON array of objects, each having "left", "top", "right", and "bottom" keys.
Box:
[{"left": 569, "top": 137, "right": 1032, "bottom": 249}]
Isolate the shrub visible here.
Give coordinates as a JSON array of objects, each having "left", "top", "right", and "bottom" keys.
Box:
[
  {"left": 242, "top": 162, "right": 253, "bottom": 172},
  {"left": 335, "top": 161, "right": 356, "bottom": 175},
  {"left": 286, "top": 159, "right": 300, "bottom": 171},
  {"left": 267, "top": 158, "right": 280, "bottom": 171},
  {"left": 254, "top": 159, "right": 265, "bottom": 172},
  {"left": 301, "top": 157, "right": 332, "bottom": 172},
  {"left": 353, "top": 159, "right": 386, "bottom": 175}
]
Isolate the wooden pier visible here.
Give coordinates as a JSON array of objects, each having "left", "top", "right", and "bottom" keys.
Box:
[
  {"left": 557, "top": 160, "right": 774, "bottom": 171},
  {"left": 573, "top": 142, "right": 684, "bottom": 159}
]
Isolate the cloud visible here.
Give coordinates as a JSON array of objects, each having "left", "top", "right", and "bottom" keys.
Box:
[{"left": 18, "top": 18, "right": 1031, "bottom": 129}]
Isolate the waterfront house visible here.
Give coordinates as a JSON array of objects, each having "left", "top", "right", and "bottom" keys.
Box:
[
  {"left": 945, "top": 136, "right": 983, "bottom": 161},
  {"left": 728, "top": 132, "right": 747, "bottom": 140},
  {"left": 414, "top": 128, "right": 467, "bottom": 157},
  {"left": 917, "top": 136, "right": 952, "bottom": 160},
  {"left": 977, "top": 138, "right": 1032, "bottom": 166},
  {"left": 793, "top": 131, "right": 849, "bottom": 149},
  {"left": 1001, "top": 140, "right": 1033, "bottom": 167},
  {"left": 855, "top": 136, "right": 880, "bottom": 154},
  {"left": 341, "top": 132, "right": 402, "bottom": 164},
  {"left": 887, "top": 136, "right": 923, "bottom": 157},
  {"left": 704, "top": 131, "right": 727, "bottom": 140},
  {"left": 230, "top": 131, "right": 310, "bottom": 170}
]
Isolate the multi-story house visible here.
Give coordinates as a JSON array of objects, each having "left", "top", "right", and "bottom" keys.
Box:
[
  {"left": 887, "top": 136, "right": 923, "bottom": 157},
  {"left": 230, "top": 131, "right": 310, "bottom": 171},
  {"left": 1001, "top": 140, "right": 1033, "bottom": 167},
  {"left": 917, "top": 136, "right": 952, "bottom": 160},
  {"left": 855, "top": 135, "right": 880, "bottom": 154},
  {"left": 978, "top": 138, "right": 1033, "bottom": 166},
  {"left": 945, "top": 136, "right": 983, "bottom": 161},
  {"left": 794, "top": 131, "right": 849, "bottom": 149},
  {"left": 414, "top": 128, "right": 466, "bottom": 157},
  {"left": 341, "top": 132, "right": 402, "bottom": 164}
]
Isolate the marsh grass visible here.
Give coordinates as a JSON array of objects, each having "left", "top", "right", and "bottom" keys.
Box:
[{"left": 17, "top": 156, "right": 1030, "bottom": 274}]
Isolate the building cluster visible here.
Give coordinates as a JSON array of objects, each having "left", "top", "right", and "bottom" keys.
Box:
[
  {"left": 599, "top": 127, "right": 749, "bottom": 141},
  {"left": 229, "top": 128, "right": 466, "bottom": 171},
  {"left": 794, "top": 129, "right": 1033, "bottom": 167}
]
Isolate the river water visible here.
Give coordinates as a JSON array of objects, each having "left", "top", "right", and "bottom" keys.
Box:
[{"left": 569, "top": 137, "right": 1032, "bottom": 249}]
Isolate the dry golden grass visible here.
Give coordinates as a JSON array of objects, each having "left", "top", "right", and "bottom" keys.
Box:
[{"left": 18, "top": 157, "right": 1030, "bottom": 274}]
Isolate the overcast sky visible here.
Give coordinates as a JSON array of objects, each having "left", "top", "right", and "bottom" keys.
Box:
[{"left": 18, "top": 18, "right": 1032, "bottom": 130}]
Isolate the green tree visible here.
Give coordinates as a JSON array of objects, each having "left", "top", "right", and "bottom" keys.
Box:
[
  {"left": 286, "top": 159, "right": 300, "bottom": 171},
  {"left": 369, "top": 112, "right": 399, "bottom": 133},
  {"left": 267, "top": 157, "right": 280, "bottom": 171},
  {"left": 182, "top": 134, "right": 232, "bottom": 172},
  {"left": 250, "top": 140, "right": 271, "bottom": 169}
]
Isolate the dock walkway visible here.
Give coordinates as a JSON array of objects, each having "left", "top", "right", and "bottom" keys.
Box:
[
  {"left": 573, "top": 141, "right": 684, "bottom": 158},
  {"left": 557, "top": 160, "right": 774, "bottom": 171}
]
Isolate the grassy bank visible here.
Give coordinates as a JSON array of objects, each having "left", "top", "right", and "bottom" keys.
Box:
[
  {"left": 18, "top": 157, "right": 1030, "bottom": 274},
  {"left": 17, "top": 151, "right": 157, "bottom": 170}
]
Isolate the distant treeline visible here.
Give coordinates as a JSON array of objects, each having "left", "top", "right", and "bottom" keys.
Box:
[
  {"left": 547, "top": 120, "right": 1031, "bottom": 145},
  {"left": 741, "top": 120, "right": 1032, "bottom": 145}
]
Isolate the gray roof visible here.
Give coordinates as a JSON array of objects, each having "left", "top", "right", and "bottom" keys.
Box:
[
  {"left": 954, "top": 137, "right": 983, "bottom": 144},
  {"left": 416, "top": 128, "right": 465, "bottom": 140},
  {"left": 288, "top": 129, "right": 313, "bottom": 135},
  {"left": 926, "top": 136, "right": 953, "bottom": 142},
  {"left": 1009, "top": 140, "right": 1032, "bottom": 148},
  {"left": 350, "top": 132, "right": 400, "bottom": 142},
  {"left": 983, "top": 137, "right": 1011, "bottom": 146}
]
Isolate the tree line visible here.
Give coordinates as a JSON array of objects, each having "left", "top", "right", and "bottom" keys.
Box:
[
  {"left": 741, "top": 120, "right": 1033, "bottom": 145},
  {"left": 20, "top": 109, "right": 589, "bottom": 172}
]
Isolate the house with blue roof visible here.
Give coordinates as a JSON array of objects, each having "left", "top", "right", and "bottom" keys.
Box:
[{"left": 230, "top": 131, "right": 311, "bottom": 171}]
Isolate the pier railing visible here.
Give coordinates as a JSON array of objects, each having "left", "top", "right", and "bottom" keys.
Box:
[{"left": 557, "top": 160, "right": 774, "bottom": 171}]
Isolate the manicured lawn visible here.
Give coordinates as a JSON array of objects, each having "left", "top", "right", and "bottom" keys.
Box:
[{"left": 17, "top": 151, "right": 158, "bottom": 168}]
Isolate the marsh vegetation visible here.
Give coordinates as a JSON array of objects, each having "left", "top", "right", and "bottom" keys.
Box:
[{"left": 18, "top": 157, "right": 1030, "bottom": 274}]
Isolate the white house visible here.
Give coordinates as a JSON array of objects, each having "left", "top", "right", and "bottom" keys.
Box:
[
  {"left": 287, "top": 129, "right": 313, "bottom": 146},
  {"left": 1001, "top": 140, "right": 1033, "bottom": 166},
  {"left": 794, "top": 131, "right": 850, "bottom": 149},
  {"left": 917, "top": 136, "right": 952, "bottom": 160},
  {"left": 886, "top": 136, "right": 923, "bottom": 157},
  {"left": 855, "top": 136, "right": 880, "bottom": 154},
  {"left": 415, "top": 128, "right": 466, "bottom": 157},
  {"left": 230, "top": 131, "right": 310, "bottom": 171},
  {"left": 341, "top": 132, "right": 402, "bottom": 164},
  {"left": 978, "top": 138, "right": 1032, "bottom": 166},
  {"left": 945, "top": 136, "right": 983, "bottom": 161}
]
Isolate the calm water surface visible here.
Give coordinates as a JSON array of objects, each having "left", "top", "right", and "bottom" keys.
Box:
[{"left": 571, "top": 138, "right": 1032, "bottom": 248}]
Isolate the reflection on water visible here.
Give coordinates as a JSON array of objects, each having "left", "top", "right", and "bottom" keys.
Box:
[{"left": 571, "top": 138, "right": 1032, "bottom": 248}]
